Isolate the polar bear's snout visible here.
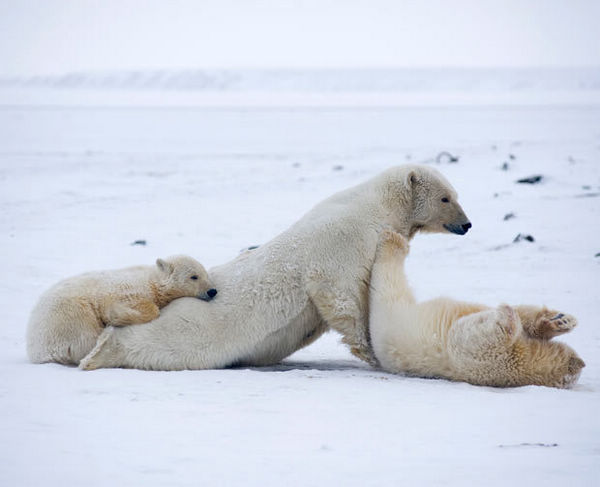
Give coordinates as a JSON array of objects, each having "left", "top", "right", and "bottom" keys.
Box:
[
  {"left": 199, "top": 288, "right": 218, "bottom": 301},
  {"left": 443, "top": 221, "right": 472, "bottom": 235}
]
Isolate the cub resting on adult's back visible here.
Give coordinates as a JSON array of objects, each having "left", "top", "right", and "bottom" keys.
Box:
[
  {"left": 369, "top": 230, "right": 585, "bottom": 388},
  {"left": 80, "top": 164, "right": 471, "bottom": 371},
  {"left": 27, "top": 255, "right": 217, "bottom": 365}
]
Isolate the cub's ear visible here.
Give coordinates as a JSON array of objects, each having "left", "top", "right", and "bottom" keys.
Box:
[
  {"left": 156, "top": 258, "right": 174, "bottom": 274},
  {"left": 569, "top": 356, "right": 585, "bottom": 374},
  {"left": 405, "top": 170, "right": 418, "bottom": 189}
]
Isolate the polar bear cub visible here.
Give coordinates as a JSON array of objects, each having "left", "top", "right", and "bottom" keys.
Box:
[
  {"left": 27, "top": 255, "right": 217, "bottom": 365},
  {"left": 369, "top": 230, "right": 585, "bottom": 388}
]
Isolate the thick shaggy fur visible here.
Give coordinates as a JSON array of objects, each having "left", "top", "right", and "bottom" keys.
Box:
[
  {"left": 369, "top": 230, "right": 585, "bottom": 388},
  {"left": 27, "top": 255, "right": 215, "bottom": 365},
  {"left": 78, "top": 164, "right": 471, "bottom": 371}
]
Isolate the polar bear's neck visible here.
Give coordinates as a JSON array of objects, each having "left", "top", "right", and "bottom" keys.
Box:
[{"left": 308, "top": 173, "right": 417, "bottom": 241}]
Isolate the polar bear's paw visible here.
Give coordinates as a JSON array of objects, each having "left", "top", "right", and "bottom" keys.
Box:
[
  {"left": 79, "top": 326, "right": 116, "bottom": 371},
  {"left": 535, "top": 310, "right": 577, "bottom": 340},
  {"left": 377, "top": 228, "right": 409, "bottom": 258}
]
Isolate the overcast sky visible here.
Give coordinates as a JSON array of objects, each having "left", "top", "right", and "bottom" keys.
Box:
[{"left": 0, "top": 0, "right": 599, "bottom": 76}]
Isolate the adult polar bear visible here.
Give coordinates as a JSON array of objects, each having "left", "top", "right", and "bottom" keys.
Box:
[{"left": 80, "top": 164, "right": 471, "bottom": 371}]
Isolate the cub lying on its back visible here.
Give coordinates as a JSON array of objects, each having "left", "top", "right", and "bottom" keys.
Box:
[
  {"left": 27, "top": 255, "right": 217, "bottom": 365},
  {"left": 369, "top": 230, "right": 585, "bottom": 388}
]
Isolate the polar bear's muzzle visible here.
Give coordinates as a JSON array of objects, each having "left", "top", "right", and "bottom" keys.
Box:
[
  {"left": 199, "top": 288, "right": 218, "bottom": 301},
  {"left": 444, "top": 222, "right": 472, "bottom": 235}
]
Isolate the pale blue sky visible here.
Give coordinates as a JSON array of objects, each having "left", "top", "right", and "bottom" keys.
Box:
[{"left": 1, "top": 0, "right": 599, "bottom": 76}]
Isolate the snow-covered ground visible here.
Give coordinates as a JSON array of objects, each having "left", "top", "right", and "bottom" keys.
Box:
[{"left": 0, "top": 74, "right": 599, "bottom": 485}]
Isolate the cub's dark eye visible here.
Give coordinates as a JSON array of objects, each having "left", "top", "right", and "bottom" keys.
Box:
[
  {"left": 190, "top": 275, "right": 198, "bottom": 280},
  {"left": 441, "top": 197, "right": 450, "bottom": 203}
]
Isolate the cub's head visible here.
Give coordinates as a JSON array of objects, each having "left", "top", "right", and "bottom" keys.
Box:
[
  {"left": 401, "top": 165, "right": 471, "bottom": 237},
  {"left": 506, "top": 333, "right": 585, "bottom": 389},
  {"left": 156, "top": 255, "right": 217, "bottom": 301}
]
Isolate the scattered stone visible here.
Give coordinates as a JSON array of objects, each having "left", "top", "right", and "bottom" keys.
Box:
[
  {"left": 240, "top": 245, "right": 260, "bottom": 253},
  {"left": 582, "top": 185, "right": 591, "bottom": 190},
  {"left": 516, "top": 175, "right": 543, "bottom": 184},
  {"left": 513, "top": 233, "right": 535, "bottom": 243},
  {"left": 508, "top": 154, "right": 516, "bottom": 160},
  {"left": 292, "top": 162, "right": 301, "bottom": 168},
  {"left": 332, "top": 165, "right": 344, "bottom": 171},
  {"left": 131, "top": 239, "right": 147, "bottom": 246},
  {"left": 503, "top": 212, "right": 516, "bottom": 221},
  {"left": 501, "top": 162, "right": 509, "bottom": 171},
  {"left": 595, "top": 252, "right": 600, "bottom": 258},
  {"left": 568, "top": 156, "right": 576, "bottom": 164},
  {"left": 435, "top": 151, "right": 459, "bottom": 164}
]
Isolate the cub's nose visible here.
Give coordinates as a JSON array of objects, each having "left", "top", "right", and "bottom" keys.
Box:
[
  {"left": 207, "top": 288, "right": 218, "bottom": 299},
  {"left": 462, "top": 222, "right": 472, "bottom": 233}
]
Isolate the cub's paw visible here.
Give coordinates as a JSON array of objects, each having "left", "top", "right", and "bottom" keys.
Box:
[
  {"left": 377, "top": 227, "right": 409, "bottom": 257},
  {"left": 534, "top": 309, "right": 577, "bottom": 340}
]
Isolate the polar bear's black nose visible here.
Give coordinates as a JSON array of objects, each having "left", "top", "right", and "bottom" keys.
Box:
[
  {"left": 462, "top": 222, "right": 472, "bottom": 233},
  {"left": 207, "top": 288, "right": 218, "bottom": 299}
]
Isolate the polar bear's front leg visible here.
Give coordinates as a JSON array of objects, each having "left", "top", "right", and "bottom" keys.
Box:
[
  {"left": 367, "top": 229, "right": 419, "bottom": 370},
  {"left": 369, "top": 229, "right": 415, "bottom": 308},
  {"left": 307, "top": 281, "right": 375, "bottom": 365},
  {"left": 102, "top": 299, "right": 160, "bottom": 326}
]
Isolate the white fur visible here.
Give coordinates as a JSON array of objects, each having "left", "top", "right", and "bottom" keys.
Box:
[
  {"left": 369, "top": 231, "right": 584, "bottom": 388},
  {"left": 27, "top": 255, "right": 213, "bottom": 365},
  {"left": 78, "top": 164, "right": 470, "bottom": 371}
]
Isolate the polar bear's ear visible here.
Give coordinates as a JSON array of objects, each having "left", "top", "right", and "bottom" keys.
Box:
[
  {"left": 405, "top": 170, "right": 418, "bottom": 189},
  {"left": 156, "top": 258, "right": 174, "bottom": 274}
]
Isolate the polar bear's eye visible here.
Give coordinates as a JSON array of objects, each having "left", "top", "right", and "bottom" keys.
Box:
[
  {"left": 190, "top": 275, "right": 199, "bottom": 280},
  {"left": 441, "top": 197, "right": 450, "bottom": 203}
]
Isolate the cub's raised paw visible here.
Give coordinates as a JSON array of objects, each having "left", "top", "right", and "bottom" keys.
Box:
[
  {"left": 377, "top": 228, "right": 409, "bottom": 257},
  {"left": 535, "top": 310, "right": 577, "bottom": 340}
]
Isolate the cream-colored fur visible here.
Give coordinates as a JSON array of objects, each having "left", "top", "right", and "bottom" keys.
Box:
[
  {"left": 369, "top": 230, "right": 585, "bottom": 388},
  {"left": 78, "top": 164, "right": 471, "bottom": 371},
  {"left": 27, "top": 255, "right": 215, "bottom": 365}
]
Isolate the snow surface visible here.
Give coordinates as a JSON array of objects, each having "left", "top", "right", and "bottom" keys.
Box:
[{"left": 1, "top": 77, "right": 599, "bottom": 485}]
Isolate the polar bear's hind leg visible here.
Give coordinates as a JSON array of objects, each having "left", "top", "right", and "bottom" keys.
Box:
[
  {"left": 79, "top": 327, "right": 119, "bottom": 370},
  {"left": 514, "top": 306, "right": 577, "bottom": 340},
  {"left": 307, "top": 281, "right": 374, "bottom": 364}
]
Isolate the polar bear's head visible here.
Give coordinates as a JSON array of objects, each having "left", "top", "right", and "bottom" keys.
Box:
[
  {"left": 382, "top": 165, "right": 471, "bottom": 237},
  {"left": 156, "top": 255, "right": 217, "bottom": 301},
  {"left": 404, "top": 166, "right": 471, "bottom": 236},
  {"left": 448, "top": 305, "right": 585, "bottom": 388}
]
